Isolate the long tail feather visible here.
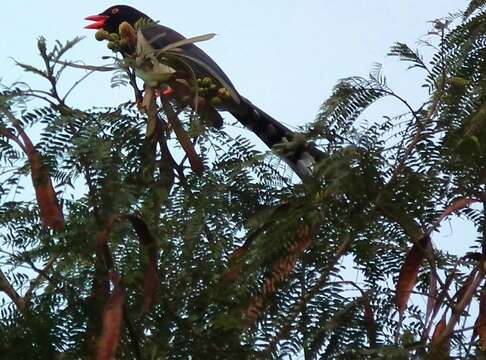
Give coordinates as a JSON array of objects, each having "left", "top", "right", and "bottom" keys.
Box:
[{"left": 231, "top": 97, "right": 324, "bottom": 179}]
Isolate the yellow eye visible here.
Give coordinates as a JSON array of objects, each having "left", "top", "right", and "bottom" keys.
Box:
[{"left": 111, "top": 7, "right": 119, "bottom": 15}]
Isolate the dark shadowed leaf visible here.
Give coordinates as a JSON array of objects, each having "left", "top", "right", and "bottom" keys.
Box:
[
  {"left": 363, "top": 295, "right": 377, "bottom": 348},
  {"left": 454, "top": 269, "right": 477, "bottom": 305}
]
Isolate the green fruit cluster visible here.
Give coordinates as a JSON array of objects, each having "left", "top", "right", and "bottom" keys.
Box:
[
  {"left": 195, "top": 77, "right": 231, "bottom": 107},
  {"left": 95, "top": 30, "right": 122, "bottom": 52}
]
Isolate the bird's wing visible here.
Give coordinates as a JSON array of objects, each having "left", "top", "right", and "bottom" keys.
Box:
[{"left": 141, "top": 25, "right": 240, "bottom": 101}]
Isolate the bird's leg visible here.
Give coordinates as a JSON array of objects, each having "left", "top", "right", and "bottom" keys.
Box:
[{"left": 154, "top": 85, "right": 174, "bottom": 99}]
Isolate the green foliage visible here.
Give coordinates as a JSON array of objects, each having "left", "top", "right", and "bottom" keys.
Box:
[
  {"left": 0, "top": 3, "right": 485, "bottom": 359},
  {"left": 464, "top": 0, "right": 486, "bottom": 19}
]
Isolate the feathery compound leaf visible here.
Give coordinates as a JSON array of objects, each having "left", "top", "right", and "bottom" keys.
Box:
[
  {"left": 464, "top": 0, "right": 486, "bottom": 19},
  {"left": 12, "top": 60, "right": 48, "bottom": 78},
  {"left": 51, "top": 37, "right": 84, "bottom": 63},
  {"left": 388, "top": 42, "right": 427, "bottom": 71},
  {"left": 134, "top": 17, "right": 160, "bottom": 31},
  {"left": 318, "top": 76, "right": 387, "bottom": 135},
  {"left": 110, "top": 68, "right": 130, "bottom": 88}
]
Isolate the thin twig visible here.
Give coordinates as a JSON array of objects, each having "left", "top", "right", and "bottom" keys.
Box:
[
  {"left": 23, "top": 255, "right": 59, "bottom": 306},
  {"left": 434, "top": 266, "right": 482, "bottom": 348},
  {"left": 53, "top": 60, "right": 118, "bottom": 72},
  {"left": 62, "top": 70, "right": 97, "bottom": 102}
]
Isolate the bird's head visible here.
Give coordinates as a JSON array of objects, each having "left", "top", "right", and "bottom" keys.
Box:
[{"left": 84, "top": 5, "right": 150, "bottom": 33}]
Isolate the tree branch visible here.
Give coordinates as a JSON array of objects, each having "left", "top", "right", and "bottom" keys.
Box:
[{"left": 0, "top": 269, "right": 25, "bottom": 310}]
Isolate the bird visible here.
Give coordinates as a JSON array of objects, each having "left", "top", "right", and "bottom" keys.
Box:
[{"left": 85, "top": 5, "right": 324, "bottom": 180}]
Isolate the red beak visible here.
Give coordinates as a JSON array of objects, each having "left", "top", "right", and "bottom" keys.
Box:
[{"left": 84, "top": 15, "right": 108, "bottom": 30}]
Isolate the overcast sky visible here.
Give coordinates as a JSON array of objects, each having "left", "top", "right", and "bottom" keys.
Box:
[{"left": 0, "top": 1, "right": 475, "bottom": 254}]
